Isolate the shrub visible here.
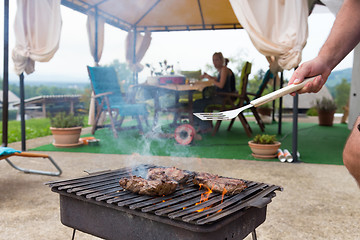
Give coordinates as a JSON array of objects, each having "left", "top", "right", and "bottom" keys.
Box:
[
  {"left": 315, "top": 97, "right": 337, "bottom": 112},
  {"left": 252, "top": 134, "right": 277, "bottom": 144},
  {"left": 50, "top": 112, "right": 84, "bottom": 128},
  {"left": 306, "top": 107, "right": 318, "bottom": 116}
]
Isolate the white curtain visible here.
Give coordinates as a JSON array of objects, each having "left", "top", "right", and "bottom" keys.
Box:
[
  {"left": 229, "top": 0, "right": 308, "bottom": 71},
  {"left": 86, "top": 14, "right": 105, "bottom": 65},
  {"left": 12, "top": 0, "right": 62, "bottom": 75},
  {"left": 86, "top": 14, "right": 105, "bottom": 126},
  {"left": 125, "top": 30, "right": 152, "bottom": 72}
]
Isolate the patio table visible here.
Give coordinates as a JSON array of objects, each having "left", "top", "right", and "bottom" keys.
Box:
[{"left": 139, "top": 79, "right": 214, "bottom": 128}]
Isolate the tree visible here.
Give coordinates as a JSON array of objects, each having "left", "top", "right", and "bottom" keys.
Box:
[
  {"left": 106, "top": 59, "right": 133, "bottom": 92},
  {"left": 335, "top": 78, "right": 350, "bottom": 113}
]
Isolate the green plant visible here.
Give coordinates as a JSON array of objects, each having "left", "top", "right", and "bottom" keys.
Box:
[
  {"left": 252, "top": 134, "right": 277, "bottom": 144},
  {"left": 306, "top": 107, "right": 318, "bottom": 116},
  {"left": 315, "top": 97, "right": 337, "bottom": 112},
  {"left": 50, "top": 112, "right": 84, "bottom": 128}
]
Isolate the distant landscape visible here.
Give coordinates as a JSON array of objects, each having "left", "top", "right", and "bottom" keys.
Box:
[
  {"left": 6, "top": 67, "right": 353, "bottom": 90},
  {"left": 325, "top": 68, "right": 352, "bottom": 87}
]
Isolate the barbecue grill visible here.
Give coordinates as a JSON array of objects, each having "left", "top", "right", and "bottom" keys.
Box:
[{"left": 47, "top": 164, "right": 282, "bottom": 240}]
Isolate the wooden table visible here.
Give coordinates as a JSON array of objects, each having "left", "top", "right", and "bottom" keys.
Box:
[{"left": 140, "top": 80, "right": 214, "bottom": 128}]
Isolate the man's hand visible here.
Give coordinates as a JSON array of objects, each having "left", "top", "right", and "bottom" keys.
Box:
[{"left": 288, "top": 57, "right": 332, "bottom": 96}]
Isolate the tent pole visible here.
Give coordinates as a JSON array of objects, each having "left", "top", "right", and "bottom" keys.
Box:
[
  {"left": 292, "top": 93, "right": 299, "bottom": 162},
  {"left": 2, "top": 0, "right": 9, "bottom": 147},
  {"left": 278, "top": 71, "right": 283, "bottom": 135},
  {"left": 272, "top": 72, "right": 276, "bottom": 122},
  {"left": 94, "top": 6, "right": 99, "bottom": 66},
  {"left": 132, "top": 28, "right": 138, "bottom": 84},
  {"left": 20, "top": 73, "right": 26, "bottom": 151}
]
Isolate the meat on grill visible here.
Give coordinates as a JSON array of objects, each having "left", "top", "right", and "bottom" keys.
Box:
[
  {"left": 193, "top": 172, "right": 247, "bottom": 195},
  {"left": 147, "top": 167, "right": 193, "bottom": 184},
  {"left": 119, "top": 176, "right": 178, "bottom": 196}
]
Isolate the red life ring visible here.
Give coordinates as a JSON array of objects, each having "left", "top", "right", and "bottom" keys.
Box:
[{"left": 174, "top": 124, "right": 195, "bottom": 145}]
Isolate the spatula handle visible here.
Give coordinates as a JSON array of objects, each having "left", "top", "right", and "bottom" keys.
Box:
[{"left": 250, "top": 77, "right": 316, "bottom": 107}]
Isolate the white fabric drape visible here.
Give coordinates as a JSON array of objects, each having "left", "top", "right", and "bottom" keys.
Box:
[
  {"left": 12, "top": 0, "right": 62, "bottom": 75},
  {"left": 229, "top": 0, "right": 308, "bottom": 71},
  {"left": 86, "top": 15, "right": 105, "bottom": 65},
  {"left": 125, "top": 31, "right": 152, "bottom": 72},
  {"left": 86, "top": 15, "right": 105, "bottom": 125}
]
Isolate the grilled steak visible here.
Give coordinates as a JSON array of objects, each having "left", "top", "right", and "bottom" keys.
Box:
[
  {"left": 147, "top": 167, "right": 193, "bottom": 184},
  {"left": 193, "top": 172, "right": 247, "bottom": 195},
  {"left": 119, "top": 176, "right": 177, "bottom": 196}
]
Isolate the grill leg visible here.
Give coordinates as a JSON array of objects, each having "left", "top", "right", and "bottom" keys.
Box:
[
  {"left": 71, "top": 229, "right": 76, "bottom": 240},
  {"left": 252, "top": 230, "right": 257, "bottom": 240}
]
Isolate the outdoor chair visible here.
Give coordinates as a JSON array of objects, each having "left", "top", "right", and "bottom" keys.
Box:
[
  {"left": 239, "top": 69, "right": 274, "bottom": 130},
  {"left": 207, "top": 61, "right": 253, "bottom": 137},
  {"left": 87, "top": 66, "right": 149, "bottom": 138},
  {"left": 0, "top": 147, "right": 62, "bottom": 176},
  {"left": 224, "top": 68, "right": 274, "bottom": 134}
]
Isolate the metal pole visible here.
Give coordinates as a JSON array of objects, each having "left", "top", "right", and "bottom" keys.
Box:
[
  {"left": 278, "top": 71, "right": 283, "bottom": 135},
  {"left": 2, "top": 0, "right": 9, "bottom": 147},
  {"left": 272, "top": 73, "right": 276, "bottom": 122},
  {"left": 20, "top": 73, "right": 26, "bottom": 151},
  {"left": 292, "top": 93, "right": 299, "bottom": 162},
  {"left": 133, "top": 28, "right": 137, "bottom": 84},
  {"left": 94, "top": 7, "right": 99, "bottom": 66}
]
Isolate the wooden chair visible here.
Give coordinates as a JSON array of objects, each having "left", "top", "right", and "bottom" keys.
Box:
[
  {"left": 225, "top": 69, "right": 275, "bottom": 134},
  {"left": 0, "top": 147, "right": 62, "bottom": 176},
  {"left": 238, "top": 69, "right": 274, "bottom": 131},
  {"left": 209, "top": 61, "right": 253, "bottom": 137},
  {"left": 87, "top": 66, "right": 148, "bottom": 137}
]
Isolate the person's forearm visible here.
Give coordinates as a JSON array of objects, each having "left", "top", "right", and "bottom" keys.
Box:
[{"left": 318, "top": 0, "right": 360, "bottom": 70}]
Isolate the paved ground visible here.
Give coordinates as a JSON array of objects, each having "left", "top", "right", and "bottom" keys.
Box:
[{"left": 1, "top": 116, "right": 359, "bottom": 240}]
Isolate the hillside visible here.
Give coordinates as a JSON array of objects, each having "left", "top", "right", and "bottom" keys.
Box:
[{"left": 325, "top": 68, "right": 352, "bottom": 87}]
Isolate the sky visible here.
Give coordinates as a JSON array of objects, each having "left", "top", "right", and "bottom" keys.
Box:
[{"left": 0, "top": 3, "right": 354, "bottom": 84}]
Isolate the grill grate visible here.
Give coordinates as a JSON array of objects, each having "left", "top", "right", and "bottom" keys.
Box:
[{"left": 47, "top": 164, "right": 281, "bottom": 226}]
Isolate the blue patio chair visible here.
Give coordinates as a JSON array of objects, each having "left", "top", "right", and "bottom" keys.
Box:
[{"left": 87, "top": 66, "right": 148, "bottom": 137}]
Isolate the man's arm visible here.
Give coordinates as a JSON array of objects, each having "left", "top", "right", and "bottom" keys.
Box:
[{"left": 289, "top": 0, "right": 360, "bottom": 94}]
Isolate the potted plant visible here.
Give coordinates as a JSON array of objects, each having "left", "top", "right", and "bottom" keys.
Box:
[
  {"left": 50, "top": 112, "right": 84, "bottom": 147},
  {"left": 315, "top": 97, "right": 337, "bottom": 126},
  {"left": 248, "top": 134, "right": 281, "bottom": 159}
]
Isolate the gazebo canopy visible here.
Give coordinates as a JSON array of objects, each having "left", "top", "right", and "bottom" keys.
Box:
[
  {"left": 61, "top": 0, "right": 242, "bottom": 32},
  {"left": 61, "top": 0, "right": 321, "bottom": 33}
]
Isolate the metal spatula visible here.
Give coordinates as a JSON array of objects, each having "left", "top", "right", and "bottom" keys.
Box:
[{"left": 194, "top": 77, "right": 315, "bottom": 121}]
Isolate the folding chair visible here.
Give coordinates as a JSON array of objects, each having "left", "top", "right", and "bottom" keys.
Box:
[
  {"left": 87, "top": 66, "right": 148, "bottom": 138},
  {"left": 240, "top": 69, "right": 274, "bottom": 131},
  {"left": 209, "top": 61, "right": 253, "bottom": 137},
  {"left": 0, "top": 147, "right": 62, "bottom": 176}
]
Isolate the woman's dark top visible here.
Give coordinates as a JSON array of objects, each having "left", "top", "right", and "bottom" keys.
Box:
[{"left": 215, "top": 69, "right": 236, "bottom": 93}]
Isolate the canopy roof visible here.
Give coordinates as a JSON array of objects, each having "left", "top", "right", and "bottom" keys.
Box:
[{"left": 61, "top": 0, "right": 242, "bottom": 32}]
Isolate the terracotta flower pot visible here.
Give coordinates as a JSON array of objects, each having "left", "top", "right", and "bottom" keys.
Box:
[
  {"left": 248, "top": 141, "right": 281, "bottom": 159},
  {"left": 257, "top": 107, "right": 272, "bottom": 116},
  {"left": 318, "top": 110, "right": 335, "bottom": 126},
  {"left": 50, "top": 126, "right": 82, "bottom": 147}
]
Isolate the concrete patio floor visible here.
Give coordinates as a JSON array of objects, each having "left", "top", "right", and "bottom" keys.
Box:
[{"left": 1, "top": 117, "right": 359, "bottom": 240}]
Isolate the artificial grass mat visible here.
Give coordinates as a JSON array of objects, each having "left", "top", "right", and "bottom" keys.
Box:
[{"left": 31, "top": 120, "right": 351, "bottom": 165}]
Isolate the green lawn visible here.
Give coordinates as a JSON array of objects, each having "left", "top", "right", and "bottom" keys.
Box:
[{"left": 0, "top": 116, "right": 89, "bottom": 144}]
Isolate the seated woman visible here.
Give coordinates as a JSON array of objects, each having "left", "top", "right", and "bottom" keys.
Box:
[{"left": 193, "top": 52, "right": 236, "bottom": 132}]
